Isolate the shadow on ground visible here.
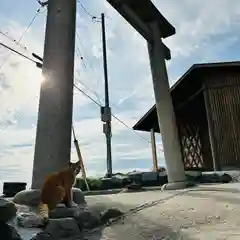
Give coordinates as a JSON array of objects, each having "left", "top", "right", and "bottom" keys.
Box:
[{"left": 85, "top": 197, "right": 194, "bottom": 240}]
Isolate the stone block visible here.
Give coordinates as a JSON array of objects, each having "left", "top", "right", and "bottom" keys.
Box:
[
  {"left": 72, "top": 188, "right": 86, "bottom": 205},
  {"left": 13, "top": 189, "right": 40, "bottom": 206},
  {"left": 13, "top": 188, "right": 86, "bottom": 207},
  {"left": 49, "top": 203, "right": 84, "bottom": 219},
  {"left": 45, "top": 218, "right": 81, "bottom": 239},
  {"left": 0, "top": 222, "right": 23, "bottom": 240},
  {"left": 74, "top": 209, "right": 100, "bottom": 229},
  {"left": 0, "top": 198, "right": 17, "bottom": 223}
]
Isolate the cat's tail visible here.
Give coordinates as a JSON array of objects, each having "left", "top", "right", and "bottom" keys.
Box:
[{"left": 39, "top": 202, "right": 49, "bottom": 226}]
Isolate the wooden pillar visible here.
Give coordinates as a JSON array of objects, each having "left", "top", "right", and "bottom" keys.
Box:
[
  {"left": 151, "top": 128, "right": 158, "bottom": 172},
  {"left": 203, "top": 88, "right": 221, "bottom": 171}
]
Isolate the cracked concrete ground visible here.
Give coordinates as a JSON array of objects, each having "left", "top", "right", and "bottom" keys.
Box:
[
  {"left": 84, "top": 184, "right": 240, "bottom": 240},
  {"left": 18, "top": 183, "right": 240, "bottom": 239}
]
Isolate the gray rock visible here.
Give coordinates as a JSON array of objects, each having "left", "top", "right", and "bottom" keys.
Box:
[
  {"left": 45, "top": 218, "right": 81, "bottom": 239},
  {"left": 142, "top": 172, "right": 158, "bottom": 181},
  {"left": 30, "top": 232, "right": 53, "bottom": 240},
  {"left": 72, "top": 188, "right": 86, "bottom": 205},
  {"left": 13, "top": 189, "right": 40, "bottom": 206},
  {"left": 74, "top": 209, "right": 100, "bottom": 229},
  {"left": 100, "top": 208, "right": 124, "bottom": 225},
  {"left": 141, "top": 172, "right": 160, "bottom": 187},
  {"left": 127, "top": 172, "right": 142, "bottom": 183},
  {"left": 16, "top": 212, "right": 43, "bottom": 228},
  {"left": 15, "top": 204, "right": 31, "bottom": 213},
  {"left": 13, "top": 188, "right": 85, "bottom": 207},
  {"left": 0, "top": 222, "right": 23, "bottom": 240},
  {"left": 0, "top": 198, "right": 17, "bottom": 222},
  {"left": 49, "top": 203, "right": 84, "bottom": 219},
  {"left": 199, "top": 173, "right": 232, "bottom": 184},
  {"left": 185, "top": 171, "right": 202, "bottom": 178},
  {"left": 220, "top": 173, "right": 232, "bottom": 183},
  {"left": 127, "top": 182, "right": 142, "bottom": 190}
]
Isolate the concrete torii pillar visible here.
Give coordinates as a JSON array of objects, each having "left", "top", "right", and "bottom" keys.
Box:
[
  {"left": 12, "top": 0, "right": 78, "bottom": 205},
  {"left": 31, "top": 0, "right": 76, "bottom": 189},
  {"left": 147, "top": 23, "right": 186, "bottom": 189},
  {"left": 106, "top": 0, "right": 187, "bottom": 189}
]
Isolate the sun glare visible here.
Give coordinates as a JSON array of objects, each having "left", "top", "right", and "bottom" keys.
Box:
[{"left": 39, "top": 75, "right": 45, "bottom": 84}]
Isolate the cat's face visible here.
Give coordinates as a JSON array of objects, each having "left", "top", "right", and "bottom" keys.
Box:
[{"left": 69, "top": 161, "right": 81, "bottom": 175}]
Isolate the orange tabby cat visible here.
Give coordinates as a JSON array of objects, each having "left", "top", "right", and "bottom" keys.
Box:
[{"left": 38, "top": 160, "right": 81, "bottom": 223}]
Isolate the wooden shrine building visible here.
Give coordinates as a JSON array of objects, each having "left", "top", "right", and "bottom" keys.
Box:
[{"left": 133, "top": 61, "right": 240, "bottom": 171}]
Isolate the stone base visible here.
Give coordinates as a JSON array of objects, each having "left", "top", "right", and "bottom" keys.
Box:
[
  {"left": 0, "top": 222, "right": 23, "bottom": 240},
  {"left": 161, "top": 181, "right": 196, "bottom": 190},
  {"left": 0, "top": 198, "right": 17, "bottom": 222},
  {"left": 13, "top": 189, "right": 40, "bottom": 206},
  {"left": 45, "top": 218, "right": 81, "bottom": 238},
  {"left": 13, "top": 188, "right": 86, "bottom": 206},
  {"left": 49, "top": 203, "right": 83, "bottom": 219}
]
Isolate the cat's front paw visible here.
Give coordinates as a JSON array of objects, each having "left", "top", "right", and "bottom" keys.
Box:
[{"left": 40, "top": 217, "right": 49, "bottom": 228}]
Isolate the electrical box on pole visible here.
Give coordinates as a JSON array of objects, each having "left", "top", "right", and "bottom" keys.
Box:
[{"left": 100, "top": 106, "right": 112, "bottom": 123}]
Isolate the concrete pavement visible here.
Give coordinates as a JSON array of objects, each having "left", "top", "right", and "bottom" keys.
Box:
[
  {"left": 84, "top": 183, "right": 240, "bottom": 239},
  {"left": 14, "top": 183, "right": 240, "bottom": 239}
]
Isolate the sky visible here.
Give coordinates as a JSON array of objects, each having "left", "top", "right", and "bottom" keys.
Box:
[{"left": 0, "top": 0, "right": 240, "bottom": 188}]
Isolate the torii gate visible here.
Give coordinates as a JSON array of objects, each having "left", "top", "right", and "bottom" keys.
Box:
[{"left": 106, "top": 0, "right": 187, "bottom": 190}]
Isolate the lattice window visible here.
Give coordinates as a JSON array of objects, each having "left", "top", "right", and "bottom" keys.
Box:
[{"left": 178, "top": 123, "right": 204, "bottom": 170}]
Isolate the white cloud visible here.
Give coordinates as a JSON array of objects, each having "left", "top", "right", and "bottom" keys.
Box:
[{"left": 0, "top": 0, "right": 239, "bottom": 188}]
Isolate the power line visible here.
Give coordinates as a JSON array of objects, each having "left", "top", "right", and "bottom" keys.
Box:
[
  {"left": 37, "top": 0, "right": 48, "bottom": 8},
  {"left": 0, "top": 44, "right": 41, "bottom": 131},
  {"left": 75, "top": 3, "right": 143, "bottom": 111},
  {"left": 75, "top": 13, "right": 129, "bottom": 113},
  {"left": 77, "top": 0, "right": 112, "bottom": 22},
  {"left": 74, "top": 83, "right": 101, "bottom": 107},
  {"left": 75, "top": 29, "right": 104, "bottom": 104},
  {"left": 76, "top": 31, "right": 85, "bottom": 51},
  {"left": 75, "top": 45, "right": 87, "bottom": 69},
  {"left": 0, "top": 7, "right": 41, "bottom": 71},
  {"left": 74, "top": 34, "right": 104, "bottom": 104},
  {"left": 0, "top": 50, "right": 163, "bottom": 150},
  {"left": 75, "top": 29, "right": 104, "bottom": 96},
  {"left": 0, "top": 43, "right": 37, "bottom": 64},
  {"left": 73, "top": 82, "right": 164, "bottom": 151},
  {"left": 0, "top": 94, "right": 39, "bottom": 131},
  {"left": 111, "top": 114, "right": 152, "bottom": 144},
  {"left": 73, "top": 23, "right": 163, "bottom": 150},
  {"left": 74, "top": 68, "right": 153, "bottom": 146},
  {"left": 0, "top": 7, "right": 45, "bottom": 130},
  {"left": 18, "top": 9, "right": 41, "bottom": 43},
  {"left": 75, "top": 31, "right": 88, "bottom": 69},
  {"left": 0, "top": 23, "right": 163, "bottom": 152},
  {"left": 0, "top": 43, "right": 42, "bottom": 68},
  {"left": 77, "top": 0, "right": 101, "bottom": 21},
  {"left": 74, "top": 75, "right": 103, "bottom": 104},
  {"left": 74, "top": 34, "right": 121, "bottom": 111},
  {"left": 0, "top": 31, "right": 27, "bottom": 50}
]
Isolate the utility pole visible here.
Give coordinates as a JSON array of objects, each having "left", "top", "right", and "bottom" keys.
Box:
[
  {"left": 31, "top": 0, "right": 76, "bottom": 189},
  {"left": 100, "top": 13, "right": 112, "bottom": 178}
]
